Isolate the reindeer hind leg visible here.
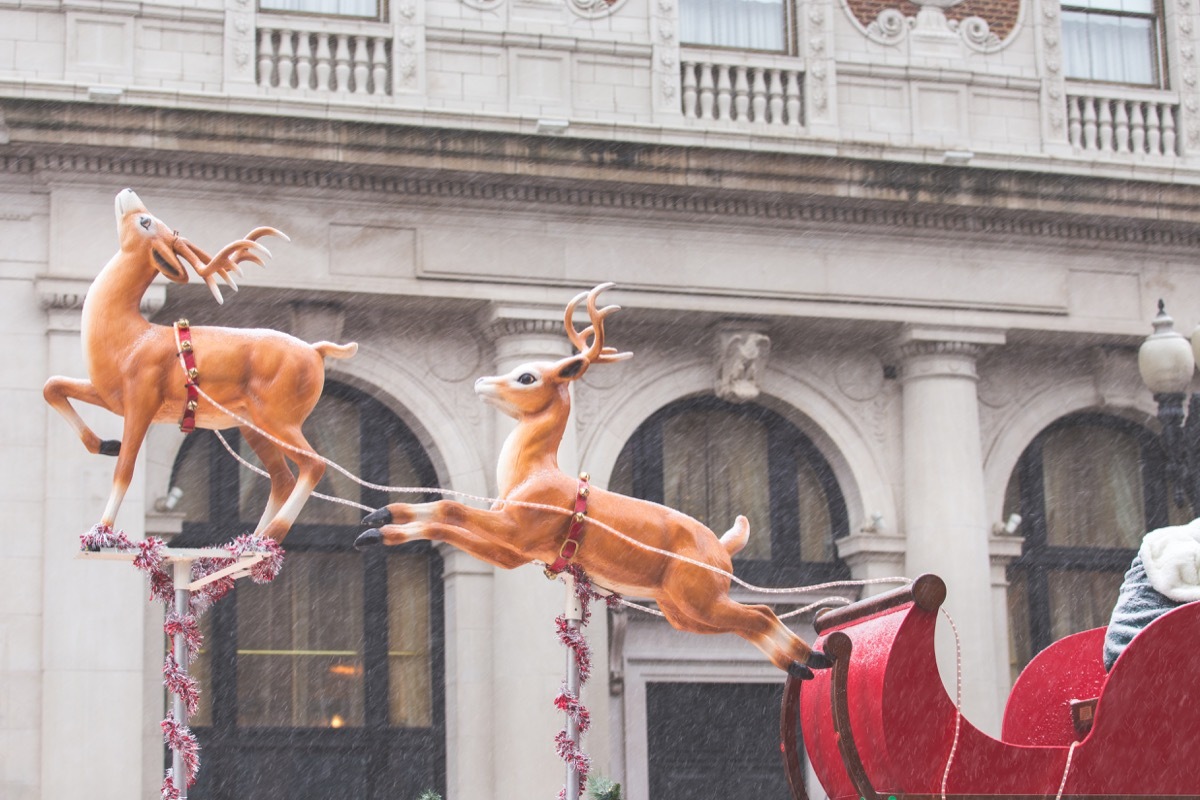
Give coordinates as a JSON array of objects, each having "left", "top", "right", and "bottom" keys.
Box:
[
  {"left": 240, "top": 426, "right": 297, "bottom": 533},
  {"left": 256, "top": 424, "right": 324, "bottom": 543},
  {"left": 676, "top": 593, "right": 815, "bottom": 672}
]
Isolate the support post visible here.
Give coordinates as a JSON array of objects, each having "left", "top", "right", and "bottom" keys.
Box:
[
  {"left": 173, "top": 558, "right": 191, "bottom": 800},
  {"left": 564, "top": 573, "right": 583, "bottom": 800}
]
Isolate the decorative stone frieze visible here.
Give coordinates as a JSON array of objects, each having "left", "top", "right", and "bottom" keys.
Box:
[
  {"left": 1039, "top": 0, "right": 1067, "bottom": 139},
  {"left": 843, "top": 0, "right": 1021, "bottom": 45},
  {"left": 566, "top": 0, "right": 625, "bottom": 19},
  {"left": 652, "top": 0, "right": 681, "bottom": 114},
  {"left": 714, "top": 329, "right": 771, "bottom": 404},
  {"left": 224, "top": 0, "right": 257, "bottom": 89},
  {"left": 1178, "top": 0, "right": 1200, "bottom": 150}
]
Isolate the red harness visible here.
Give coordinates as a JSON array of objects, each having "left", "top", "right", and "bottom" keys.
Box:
[
  {"left": 544, "top": 473, "right": 590, "bottom": 578},
  {"left": 173, "top": 319, "right": 200, "bottom": 434}
]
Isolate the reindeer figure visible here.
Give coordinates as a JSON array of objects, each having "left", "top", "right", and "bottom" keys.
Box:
[
  {"left": 357, "top": 284, "right": 828, "bottom": 674},
  {"left": 44, "top": 189, "right": 357, "bottom": 543}
]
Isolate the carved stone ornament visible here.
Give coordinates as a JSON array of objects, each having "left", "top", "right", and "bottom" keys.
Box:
[
  {"left": 566, "top": 0, "right": 626, "bottom": 18},
  {"left": 715, "top": 330, "right": 771, "bottom": 403},
  {"left": 848, "top": 0, "right": 1016, "bottom": 51}
]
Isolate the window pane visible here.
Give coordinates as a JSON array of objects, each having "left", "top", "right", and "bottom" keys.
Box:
[
  {"left": 1046, "top": 569, "right": 1124, "bottom": 641},
  {"left": 1007, "top": 570, "right": 1031, "bottom": 683},
  {"left": 663, "top": 410, "right": 772, "bottom": 558},
  {"left": 260, "top": 0, "right": 378, "bottom": 17},
  {"left": 237, "top": 553, "right": 365, "bottom": 727},
  {"left": 1041, "top": 424, "right": 1145, "bottom": 549},
  {"left": 679, "top": 0, "right": 785, "bottom": 51},
  {"left": 388, "top": 553, "right": 432, "bottom": 727},
  {"left": 797, "top": 460, "right": 833, "bottom": 563},
  {"left": 1063, "top": 10, "right": 1157, "bottom": 84}
]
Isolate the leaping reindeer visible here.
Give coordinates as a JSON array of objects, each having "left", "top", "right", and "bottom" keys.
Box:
[
  {"left": 44, "top": 189, "right": 357, "bottom": 543},
  {"left": 357, "top": 284, "right": 828, "bottom": 674}
]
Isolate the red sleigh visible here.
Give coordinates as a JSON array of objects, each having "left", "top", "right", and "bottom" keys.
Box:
[{"left": 780, "top": 574, "right": 1200, "bottom": 799}]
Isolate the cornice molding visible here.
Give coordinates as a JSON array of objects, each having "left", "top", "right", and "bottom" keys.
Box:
[{"left": 6, "top": 100, "right": 1200, "bottom": 248}]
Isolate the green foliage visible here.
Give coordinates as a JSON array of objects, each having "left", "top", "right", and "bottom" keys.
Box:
[{"left": 586, "top": 773, "right": 622, "bottom": 800}]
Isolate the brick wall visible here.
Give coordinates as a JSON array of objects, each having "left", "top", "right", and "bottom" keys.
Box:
[{"left": 845, "top": 0, "right": 1021, "bottom": 40}]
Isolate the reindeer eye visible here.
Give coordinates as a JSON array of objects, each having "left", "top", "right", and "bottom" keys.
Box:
[
  {"left": 138, "top": 216, "right": 152, "bottom": 231},
  {"left": 516, "top": 373, "right": 537, "bottom": 385}
]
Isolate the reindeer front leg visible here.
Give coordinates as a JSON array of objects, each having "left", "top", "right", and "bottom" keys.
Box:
[
  {"left": 98, "top": 404, "right": 156, "bottom": 531},
  {"left": 356, "top": 501, "right": 532, "bottom": 568},
  {"left": 43, "top": 376, "right": 121, "bottom": 456}
]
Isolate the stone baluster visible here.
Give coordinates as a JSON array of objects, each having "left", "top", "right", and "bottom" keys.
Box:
[
  {"left": 716, "top": 64, "right": 732, "bottom": 121},
  {"left": 1115, "top": 100, "right": 1130, "bottom": 153},
  {"left": 353, "top": 35, "right": 370, "bottom": 94},
  {"left": 1098, "top": 98, "right": 1112, "bottom": 152},
  {"left": 785, "top": 70, "right": 801, "bottom": 125},
  {"left": 1131, "top": 101, "right": 1146, "bottom": 152},
  {"left": 681, "top": 62, "right": 697, "bottom": 118},
  {"left": 371, "top": 37, "right": 389, "bottom": 96},
  {"left": 334, "top": 34, "right": 351, "bottom": 92},
  {"left": 1147, "top": 102, "right": 1162, "bottom": 154},
  {"left": 257, "top": 29, "right": 275, "bottom": 87},
  {"left": 315, "top": 33, "right": 332, "bottom": 91},
  {"left": 733, "top": 66, "right": 749, "bottom": 121},
  {"left": 294, "top": 33, "right": 313, "bottom": 90},
  {"left": 1164, "top": 104, "right": 1178, "bottom": 155},
  {"left": 751, "top": 68, "right": 767, "bottom": 123},
  {"left": 698, "top": 63, "right": 715, "bottom": 120},
  {"left": 1082, "top": 96, "right": 1097, "bottom": 150},
  {"left": 1068, "top": 96, "right": 1082, "bottom": 148},
  {"left": 768, "top": 69, "right": 783, "bottom": 125},
  {"left": 276, "top": 31, "right": 295, "bottom": 89}
]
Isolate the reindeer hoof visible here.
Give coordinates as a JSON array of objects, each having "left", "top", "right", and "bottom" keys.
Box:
[
  {"left": 99, "top": 440, "right": 121, "bottom": 457},
  {"left": 787, "top": 662, "right": 814, "bottom": 680},
  {"left": 361, "top": 507, "right": 392, "bottom": 527},
  {"left": 355, "top": 529, "right": 383, "bottom": 551},
  {"left": 806, "top": 650, "right": 834, "bottom": 670}
]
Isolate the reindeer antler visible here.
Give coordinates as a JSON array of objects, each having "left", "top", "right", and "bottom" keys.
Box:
[
  {"left": 177, "top": 227, "right": 290, "bottom": 305},
  {"left": 564, "top": 283, "right": 633, "bottom": 367}
]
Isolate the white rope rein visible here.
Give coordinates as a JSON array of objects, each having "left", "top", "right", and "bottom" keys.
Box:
[
  {"left": 193, "top": 377, "right": 910, "bottom": 601},
  {"left": 939, "top": 606, "right": 964, "bottom": 800}
]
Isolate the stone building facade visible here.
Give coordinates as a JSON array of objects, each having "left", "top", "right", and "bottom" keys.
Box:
[{"left": 2, "top": 0, "right": 1200, "bottom": 797}]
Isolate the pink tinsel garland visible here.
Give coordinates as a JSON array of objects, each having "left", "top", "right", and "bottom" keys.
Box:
[
  {"left": 82, "top": 524, "right": 284, "bottom": 794},
  {"left": 553, "top": 565, "right": 621, "bottom": 799}
]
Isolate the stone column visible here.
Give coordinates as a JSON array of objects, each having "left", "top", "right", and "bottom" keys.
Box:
[
  {"left": 484, "top": 303, "right": 593, "bottom": 800},
  {"left": 36, "top": 279, "right": 163, "bottom": 800},
  {"left": 899, "top": 325, "right": 1005, "bottom": 732}
]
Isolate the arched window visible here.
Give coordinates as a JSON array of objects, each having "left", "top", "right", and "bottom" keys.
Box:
[
  {"left": 610, "top": 397, "right": 849, "bottom": 587},
  {"left": 170, "top": 383, "right": 444, "bottom": 800},
  {"left": 1005, "top": 412, "right": 1186, "bottom": 681}
]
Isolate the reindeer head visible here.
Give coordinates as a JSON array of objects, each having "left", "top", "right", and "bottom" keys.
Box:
[
  {"left": 475, "top": 283, "right": 633, "bottom": 420},
  {"left": 114, "top": 188, "right": 192, "bottom": 284},
  {"left": 113, "top": 188, "right": 286, "bottom": 304}
]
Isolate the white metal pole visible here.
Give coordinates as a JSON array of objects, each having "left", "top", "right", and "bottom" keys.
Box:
[
  {"left": 564, "top": 574, "right": 584, "bottom": 800},
  {"left": 173, "top": 558, "right": 191, "bottom": 800}
]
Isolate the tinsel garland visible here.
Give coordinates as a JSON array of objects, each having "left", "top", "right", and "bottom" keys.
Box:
[
  {"left": 554, "top": 565, "right": 622, "bottom": 800},
  {"left": 81, "top": 524, "right": 284, "bottom": 796}
]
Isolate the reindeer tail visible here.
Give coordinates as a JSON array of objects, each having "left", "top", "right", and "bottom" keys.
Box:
[
  {"left": 719, "top": 515, "right": 750, "bottom": 557},
  {"left": 314, "top": 341, "right": 359, "bottom": 360}
]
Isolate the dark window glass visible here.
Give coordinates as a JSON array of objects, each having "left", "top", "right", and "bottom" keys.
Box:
[
  {"left": 170, "top": 383, "right": 445, "bottom": 800},
  {"left": 1005, "top": 413, "right": 1178, "bottom": 683},
  {"left": 612, "top": 397, "right": 849, "bottom": 587}
]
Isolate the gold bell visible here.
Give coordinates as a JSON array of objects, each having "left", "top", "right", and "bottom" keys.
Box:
[
  {"left": 579, "top": 472, "right": 590, "bottom": 482},
  {"left": 188, "top": 367, "right": 199, "bottom": 380},
  {"left": 186, "top": 400, "right": 198, "bottom": 411},
  {"left": 573, "top": 512, "right": 586, "bottom": 524},
  {"left": 578, "top": 486, "right": 589, "bottom": 498},
  {"left": 180, "top": 340, "right": 193, "bottom": 352},
  {"left": 177, "top": 319, "right": 190, "bottom": 330}
]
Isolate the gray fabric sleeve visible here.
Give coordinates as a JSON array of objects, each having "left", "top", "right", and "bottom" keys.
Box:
[{"left": 1103, "top": 555, "right": 1183, "bottom": 671}]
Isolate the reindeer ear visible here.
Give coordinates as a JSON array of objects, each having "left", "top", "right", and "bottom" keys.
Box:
[{"left": 557, "top": 357, "right": 587, "bottom": 380}]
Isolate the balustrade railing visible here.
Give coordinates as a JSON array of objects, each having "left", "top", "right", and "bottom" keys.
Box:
[
  {"left": 1067, "top": 91, "right": 1181, "bottom": 157},
  {"left": 257, "top": 27, "right": 392, "bottom": 96},
  {"left": 680, "top": 57, "right": 803, "bottom": 127}
]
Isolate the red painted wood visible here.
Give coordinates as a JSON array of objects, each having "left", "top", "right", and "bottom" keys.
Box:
[{"left": 795, "top": 582, "right": 1200, "bottom": 798}]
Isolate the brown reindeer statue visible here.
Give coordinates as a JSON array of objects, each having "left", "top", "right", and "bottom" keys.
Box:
[
  {"left": 44, "top": 188, "right": 357, "bottom": 543},
  {"left": 357, "top": 283, "right": 829, "bottom": 675}
]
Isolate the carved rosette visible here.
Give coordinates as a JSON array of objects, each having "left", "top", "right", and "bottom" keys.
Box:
[
  {"left": 1179, "top": 0, "right": 1200, "bottom": 149},
  {"left": 394, "top": 0, "right": 421, "bottom": 92},
  {"left": 1040, "top": 0, "right": 1066, "bottom": 134},
  {"left": 844, "top": 0, "right": 1019, "bottom": 52},
  {"left": 228, "top": 0, "right": 257, "bottom": 84},
  {"left": 807, "top": 0, "right": 831, "bottom": 117},
  {"left": 567, "top": 0, "right": 626, "bottom": 19},
  {"left": 652, "top": 0, "right": 681, "bottom": 112}
]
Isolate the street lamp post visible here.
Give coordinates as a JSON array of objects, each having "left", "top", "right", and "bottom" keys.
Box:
[{"left": 1137, "top": 300, "right": 1200, "bottom": 516}]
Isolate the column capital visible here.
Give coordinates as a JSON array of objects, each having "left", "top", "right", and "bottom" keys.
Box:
[
  {"left": 898, "top": 325, "right": 1005, "bottom": 380},
  {"left": 36, "top": 277, "right": 166, "bottom": 333},
  {"left": 482, "top": 302, "right": 575, "bottom": 364}
]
